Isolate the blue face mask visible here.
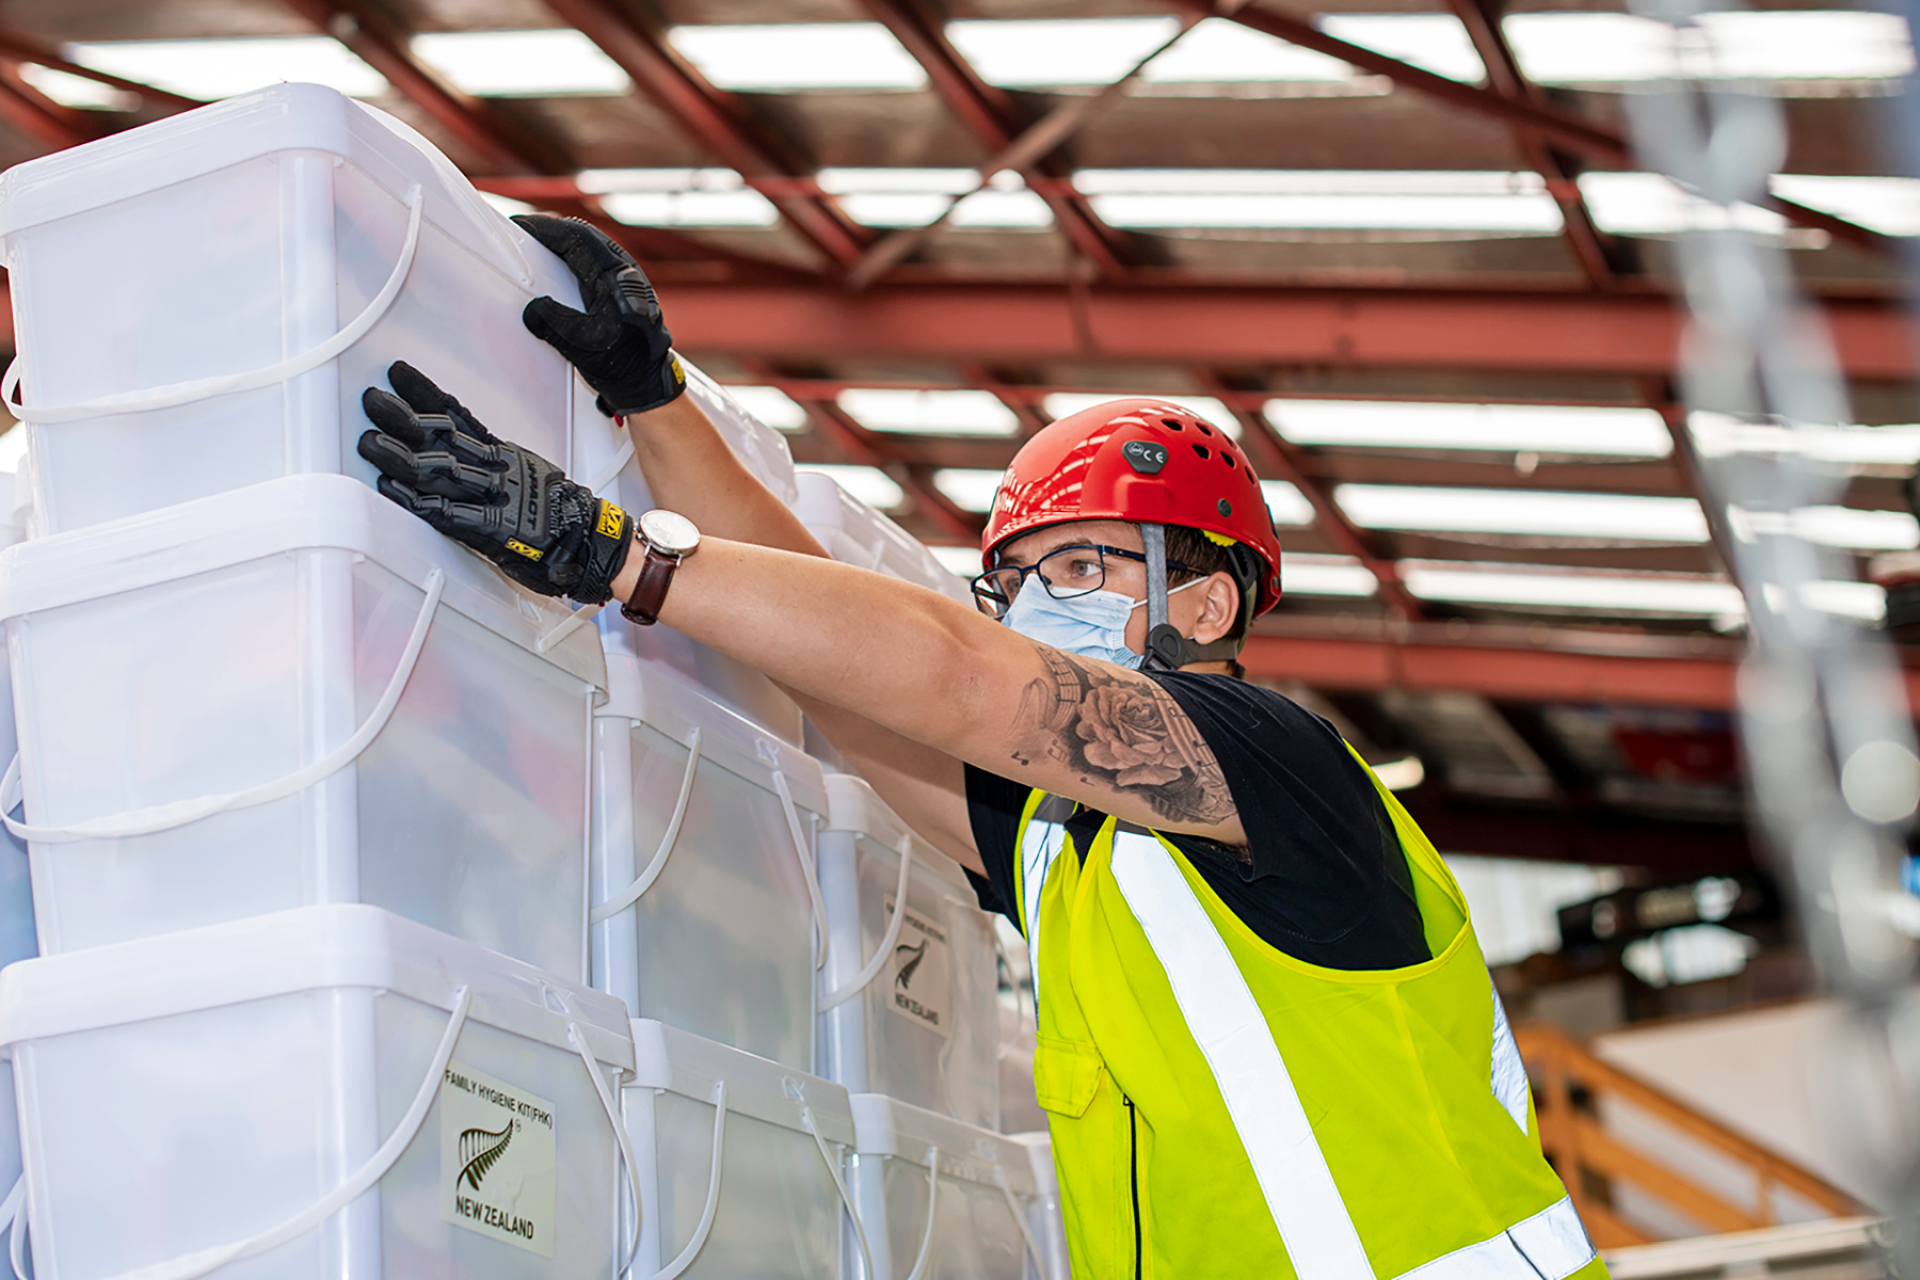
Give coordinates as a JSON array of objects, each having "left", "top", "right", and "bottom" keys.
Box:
[{"left": 1000, "top": 578, "right": 1202, "bottom": 670}]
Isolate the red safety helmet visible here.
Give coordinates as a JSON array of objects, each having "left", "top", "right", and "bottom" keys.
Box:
[{"left": 981, "top": 398, "right": 1285, "bottom": 615}]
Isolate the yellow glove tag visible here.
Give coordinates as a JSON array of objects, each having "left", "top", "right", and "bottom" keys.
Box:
[
  {"left": 505, "top": 538, "right": 545, "bottom": 561},
  {"left": 596, "top": 500, "right": 627, "bottom": 539}
]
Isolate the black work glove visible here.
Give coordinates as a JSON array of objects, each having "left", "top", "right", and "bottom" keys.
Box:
[
  {"left": 513, "top": 214, "right": 687, "bottom": 418},
  {"left": 357, "top": 361, "right": 633, "bottom": 604}
]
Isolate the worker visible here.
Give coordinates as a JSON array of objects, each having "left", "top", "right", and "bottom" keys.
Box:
[{"left": 357, "top": 216, "right": 1607, "bottom": 1280}]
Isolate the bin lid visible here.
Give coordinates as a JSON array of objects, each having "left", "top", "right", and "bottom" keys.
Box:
[
  {"left": 0, "top": 473, "right": 608, "bottom": 693},
  {"left": 0, "top": 903, "right": 633, "bottom": 1069},
  {"left": 628, "top": 1018, "right": 853, "bottom": 1146},
  {"left": 791, "top": 471, "right": 971, "bottom": 605},
  {"left": 822, "top": 773, "right": 971, "bottom": 894},
  {"left": 849, "top": 1092, "right": 1038, "bottom": 1195}
]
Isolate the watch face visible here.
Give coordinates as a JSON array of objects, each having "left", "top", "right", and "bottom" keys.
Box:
[{"left": 640, "top": 509, "right": 701, "bottom": 555}]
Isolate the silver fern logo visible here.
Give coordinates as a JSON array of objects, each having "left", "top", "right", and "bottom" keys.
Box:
[
  {"left": 458, "top": 1120, "right": 514, "bottom": 1191},
  {"left": 893, "top": 939, "right": 928, "bottom": 990}
]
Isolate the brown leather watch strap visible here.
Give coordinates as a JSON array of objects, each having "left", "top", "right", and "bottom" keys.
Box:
[{"left": 620, "top": 547, "right": 681, "bottom": 625}]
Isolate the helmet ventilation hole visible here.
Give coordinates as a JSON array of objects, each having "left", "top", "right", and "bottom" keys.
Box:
[
  {"left": 1222, "top": 451, "right": 1236, "bottom": 469},
  {"left": 1194, "top": 421, "right": 1213, "bottom": 437},
  {"left": 1161, "top": 418, "right": 1184, "bottom": 431},
  {"left": 1192, "top": 444, "right": 1211, "bottom": 460}
]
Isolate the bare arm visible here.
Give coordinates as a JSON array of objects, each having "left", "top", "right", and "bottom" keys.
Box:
[{"left": 616, "top": 539, "right": 1246, "bottom": 846}]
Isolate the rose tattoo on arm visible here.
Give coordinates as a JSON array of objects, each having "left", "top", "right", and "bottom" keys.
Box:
[{"left": 1010, "top": 645, "right": 1237, "bottom": 829}]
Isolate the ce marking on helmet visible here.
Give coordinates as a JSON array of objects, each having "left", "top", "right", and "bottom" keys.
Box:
[{"left": 1121, "top": 440, "right": 1168, "bottom": 475}]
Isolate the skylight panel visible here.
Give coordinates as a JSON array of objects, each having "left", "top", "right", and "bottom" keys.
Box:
[
  {"left": 1263, "top": 400, "right": 1673, "bottom": 457},
  {"left": 1280, "top": 553, "right": 1378, "bottom": 596},
  {"left": 1579, "top": 173, "right": 1783, "bottom": 237},
  {"left": 1041, "top": 392, "right": 1241, "bottom": 438},
  {"left": 1731, "top": 505, "right": 1919, "bottom": 552},
  {"left": 1401, "top": 563, "right": 1745, "bottom": 615},
  {"left": 837, "top": 389, "right": 1020, "bottom": 437},
  {"left": 583, "top": 170, "right": 779, "bottom": 227},
  {"left": 720, "top": 386, "right": 809, "bottom": 433},
  {"left": 1316, "top": 15, "right": 1485, "bottom": 83},
  {"left": 947, "top": 18, "right": 1179, "bottom": 87},
  {"left": 1335, "top": 486, "right": 1709, "bottom": 542},
  {"left": 666, "top": 24, "right": 926, "bottom": 91},
  {"left": 64, "top": 37, "right": 388, "bottom": 100},
  {"left": 801, "top": 465, "right": 906, "bottom": 512},
  {"left": 17, "top": 64, "right": 138, "bottom": 110},
  {"left": 948, "top": 190, "right": 1053, "bottom": 228},
  {"left": 816, "top": 169, "right": 979, "bottom": 195},
  {"left": 932, "top": 468, "right": 1006, "bottom": 512},
  {"left": 1074, "top": 171, "right": 1545, "bottom": 196},
  {"left": 1689, "top": 415, "right": 1920, "bottom": 464},
  {"left": 1139, "top": 17, "right": 1352, "bottom": 83},
  {"left": 1768, "top": 177, "right": 1920, "bottom": 238},
  {"left": 1501, "top": 10, "right": 1912, "bottom": 84},
  {"left": 1261, "top": 481, "right": 1316, "bottom": 526},
  {"left": 409, "top": 30, "right": 629, "bottom": 97},
  {"left": 1075, "top": 171, "right": 1559, "bottom": 233}
]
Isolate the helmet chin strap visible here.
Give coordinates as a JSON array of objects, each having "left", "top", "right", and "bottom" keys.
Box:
[{"left": 1140, "top": 523, "right": 1241, "bottom": 672}]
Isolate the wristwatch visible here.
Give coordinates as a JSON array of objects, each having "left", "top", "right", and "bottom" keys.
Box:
[{"left": 621, "top": 509, "right": 701, "bottom": 625}]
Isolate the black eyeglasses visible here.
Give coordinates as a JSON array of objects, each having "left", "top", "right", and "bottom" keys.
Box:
[{"left": 970, "top": 544, "right": 1196, "bottom": 620}]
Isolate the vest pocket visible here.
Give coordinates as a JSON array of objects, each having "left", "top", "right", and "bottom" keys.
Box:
[{"left": 1033, "top": 1034, "right": 1104, "bottom": 1118}]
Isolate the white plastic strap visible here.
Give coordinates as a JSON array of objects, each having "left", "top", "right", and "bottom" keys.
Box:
[
  {"left": 0, "top": 1174, "right": 23, "bottom": 1280},
  {"left": 904, "top": 1148, "right": 940, "bottom": 1280},
  {"left": 800, "top": 1104, "right": 874, "bottom": 1280},
  {"left": 568, "top": 1023, "right": 645, "bottom": 1277},
  {"left": 818, "top": 834, "right": 914, "bottom": 1012},
  {"left": 533, "top": 436, "right": 639, "bottom": 654},
  {"left": 994, "top": 1165, "right": 1046, "bottom": 1280},
  {"left": 645, "top": 1082, "right": 728, "bottom": 1280},
  {"left": 772, "top": 770, "right": 831, "bottom": 970},
  {"left": 4, "top": 568, "right": 446, "bottom": 844},
  {"left": 2, "top": 187, "right": 426, "bottom": 424},
  {"left": 589, "top": 727, "right": 703, "bottom": 925},
  {"left": 102, "top": 985, "right": 473, "bottom": 1280}
]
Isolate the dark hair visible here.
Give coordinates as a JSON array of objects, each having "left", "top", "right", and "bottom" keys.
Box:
[{"left": 1162, "top": 525, "right": 1260, "bottom": 677}]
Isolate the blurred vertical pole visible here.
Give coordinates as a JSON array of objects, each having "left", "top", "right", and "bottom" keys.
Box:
[{"left": 1622, "top": 0, "right": 1920, "bottom": 1264}]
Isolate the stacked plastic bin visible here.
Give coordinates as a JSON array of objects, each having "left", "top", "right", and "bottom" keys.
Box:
[{"left": 0, "top": 80, "right": 1065, "bottom": 1280}]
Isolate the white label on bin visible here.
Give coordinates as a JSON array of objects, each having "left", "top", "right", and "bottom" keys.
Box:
[
  {"left": 439, "top": 1060, "right": 557, "bottom": 1257},
  {"left": 885, "top": 897, "right": 950, "bottom": 1036}
]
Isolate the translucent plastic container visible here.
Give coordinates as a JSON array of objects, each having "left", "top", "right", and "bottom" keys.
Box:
[
  {"left": 0, "top": 905, "right": 635, "bottom": 1280},
  {"left": 792, "top": 471, "right": 973, "bottom": 604},
  {"left": 816, "top": 774, "right": 999, "bottom": 1129},
  {"left": 848, "top": 1093, "right": 1046, "bottom": 1280},
  {"left": 0, "top": 82, "right": 583, "bottom": 534},
  {"left": 0, "top": 473, "right": 606, "bottom": 978},
  {"left": 623, "top": 1019, "right": 857, "bottom": 1280},
  {"left": 590, "top": 652, "right": 828, "bottom": 1068},
  {"left": 1010, "top": 1132, "right": 1071, "bottom": 1280},
  {"left": 568, "top": 363, "right": 804, "bottom": 743}
]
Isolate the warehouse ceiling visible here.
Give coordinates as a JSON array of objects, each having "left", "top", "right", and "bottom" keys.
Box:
[{"left": 0, "top": 0, "right": 1914, "bottom": 873}]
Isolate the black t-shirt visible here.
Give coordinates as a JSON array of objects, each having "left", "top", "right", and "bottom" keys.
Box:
[{"left": 964, "top": 671, "right": 1430, "bottom": 971}]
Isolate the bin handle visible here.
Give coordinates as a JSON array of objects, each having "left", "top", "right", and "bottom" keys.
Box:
[
  {"left": 799, "top": 1101, "right": 875, "bottom": 1280},
  {"left": 772, "top": 770, "right": 831, "bottom": 970},
  {"left": 0, "top": 1173, "right": 24, "bottom": 1279},
  {"left": 994, "top": 1164, "right": 1045, "bottom": 1279},
  {"left": 904, "top": 1147, "right": 940, "bottom": 1280},
  {"left": 1, "top": 568, "right": 445, "bottom": 844},
  {"left": 589, "top": 727, "right": 702, "bottom": 925},
  {"left": 533, "top": 433, "right": 637, "bottom": 655},
  {"left": 568, "top": 1022, "right": 645, "bottom": 1277},
  {"left": 1, "top": 186, "right": 425, "bottom": 425},
  {"left": 100, "top": 984, "right": 473, "bottom": 1280},
  {"left": 644, "top": 1081, "right": 728, "bottom": 1280},
  {"left": 818, "top": 834, "right": 914, "bottom": 1012}
]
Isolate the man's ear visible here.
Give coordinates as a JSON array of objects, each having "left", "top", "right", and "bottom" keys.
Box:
[{"left": 1190, "top": 572, "right": 1242, "bottom": 644}]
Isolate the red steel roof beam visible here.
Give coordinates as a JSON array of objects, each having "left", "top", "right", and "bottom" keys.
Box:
[
  {"left": 0, "top": 30, "right": 199, "bottom": 112},
  {"left": 0, "top": 59, "right": 99, "bottom": 150}
]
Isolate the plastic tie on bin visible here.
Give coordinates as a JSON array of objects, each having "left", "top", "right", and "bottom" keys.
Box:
[
  {"left": 2, "top": 568, "right": 445, "bottom": 844},
  {"left": 568, "top": 1021, "right": 645, "bottom": 1277},
  {"left": 818, "top": 833, "right": 915, "bottom": 1012},
  {"left": 794, "top": 1087, "right": 874, "bottom": 1280},
  {"left": 98, "top": 984, "right": 474, "bottom": 1280},
  {"left": 590, "top": 726, "right": 702, "bottom": 925},
  {"left": 0, "top": 1173, "right": 24, "bottom": 1279},
  {"left": 645, "top": 1081, "right": 728, "bottom": 1280},
  {"left": 2, "top": 186, "right": 426, "bottom": 425},
  {"left": 772, "top": 769, "right": 830, "bottom": 970},
  {"left": 906, "top": 1146, "right": 941, "bottom": 1280},
  {"left": 995, "top": 1162, "right": 1046, "bottom": 1278}
]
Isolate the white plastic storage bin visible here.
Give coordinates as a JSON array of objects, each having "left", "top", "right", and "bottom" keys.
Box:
[
  {"left": 0, "top": 473, "right": 606, "bottom": 977},
  {"left": 0, "top": 82, "right": 584, "bottom": 534},
  {"left": 0, "top": 504, "right": 31, "bottom": 1255},
  {"left": 591, "top": 652, "right": 828, "bottom": 1068},
  {"left": 848, "top": 1093, "right": 1047, "bottom": 1280},
  {"left": 569, "top": 362, "right": 804, "bottom": 743},
  {"left": 0, "top": 905, "right": 635, "bottom": 1280},
  {"left": 816, "top": 774, "right": 999, "bottom": 1129},
  {"left": 792, "top": 470, "right": 974, "bottom": 604},
  {"left": 623, "top": 1019, "right": 858, "bottom": 1280},
  {"left": 1010, "top": 1133, "right": 1071, "bottom": 1280}
]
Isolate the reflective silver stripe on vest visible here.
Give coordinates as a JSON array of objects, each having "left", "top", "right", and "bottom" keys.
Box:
[
  {"left": 1393, "top": 1197, "right": 1595, "bottom": 1280},
  {"left": 1111, "top": 832, "right": 1599, "bottom": 1280},
  {"left": 1490, "top": 986, "right": 1531, "bottom": 1134},
  {"left": 1109, "top": 831, "right": 1375, "bottom": 1278},
  {"left": 1019, "top": 817, "right": 1066, "bottom": 1009}
]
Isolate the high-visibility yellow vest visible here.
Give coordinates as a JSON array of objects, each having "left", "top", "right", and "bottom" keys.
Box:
[{"left": 1013, "top": 747, "right": 1608, "bottom": 1280}]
